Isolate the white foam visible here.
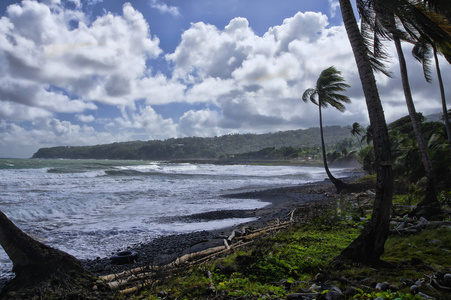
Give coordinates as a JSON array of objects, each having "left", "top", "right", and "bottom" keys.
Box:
[{"left": 0, "top": 160, "right": 349, "bottom": 276}]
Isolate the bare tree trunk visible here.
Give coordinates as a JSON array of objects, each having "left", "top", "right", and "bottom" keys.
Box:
[
  {"left": 338, "top": 0, "right": 393, "bottom": 264},
  {"left": 393, "top": 37, "right": 442, "bottom": 218},
  {"left": 318, "top": 103, "right": 347, "bottom": 192},
  {"left": 0, "top": 210, "right": 91, "bottom": 293}
]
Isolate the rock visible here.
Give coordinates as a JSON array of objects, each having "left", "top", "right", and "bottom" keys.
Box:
[
  {"left": 286, "top": 293, "right": 311, "bottom": 299},
  {"left": 325, "top": 286, "right": 342, "bottom": 300},
  {"left": 443, "top": 274, "right": 451, "bottom": 287},
  {"left": 338, "top": 277, "right": 348, "bottom": 284},
  {"left": 343, "top": 286, "right": 358, "bottom": 297},
  {"left": 380, "top": 282, "right": 390, "bottom": 291},
  {"left": 389, "top": 285, "right": 398, "bottom": 292},
  {"left": 410, "top": 285, "right": 419, "bottom": 294}
]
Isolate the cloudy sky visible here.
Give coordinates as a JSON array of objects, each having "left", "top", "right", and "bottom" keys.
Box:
[{"left": 0, "top": 0, "right": 449, "bottom": 158}]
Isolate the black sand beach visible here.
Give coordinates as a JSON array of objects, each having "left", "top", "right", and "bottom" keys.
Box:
[{"left": 82, "top": 169, "right": 364, "bottom": 276}]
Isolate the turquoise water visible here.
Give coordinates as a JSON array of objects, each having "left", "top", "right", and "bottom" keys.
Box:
[{"left": 0, "top": 158, "right": 340, "bottom": 277}]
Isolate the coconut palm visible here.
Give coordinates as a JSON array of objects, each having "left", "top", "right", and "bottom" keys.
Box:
[
  {"left": 358, "top": 0, "right": 451, "bottom": 216},
  {"left": 412, "top": 41, "right": 451, "bottom": 146},
  {"left": 350, "top": 122, "right": 364, "bottom": 149},
  {"left": 0, "top": 210, "right": 92, "bottom": 295},
  {"left": 302, "top": 66, "right": 351, "bottom": 192},
  {"left": 338, "top": 0, "right": 394, "bottom": 264}
]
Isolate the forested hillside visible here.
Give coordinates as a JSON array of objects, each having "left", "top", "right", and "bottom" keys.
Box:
[{"left": 32, "top": 126, "right": 353, "bottom": 160}]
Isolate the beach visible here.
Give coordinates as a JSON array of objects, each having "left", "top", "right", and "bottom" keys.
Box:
[{"left": 81, "top": 169, "right": 364, "bottom": 276}]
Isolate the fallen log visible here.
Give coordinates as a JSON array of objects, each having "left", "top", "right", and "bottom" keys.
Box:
[
  {"left": 173, "top": 245, "right": 226, "bottom": 266},
  {"left": 108, "top": 271, "right": 154, "bottom": 290},
  {"left": 235, "top": 223, "right": 291, "bottom": 240},
  {"left": 119, "top": 280, "right": 153, "bottom": 295},
  {"left": 189, "top": 240, "right": 254, "bottom": 265},
  {"left": 390, "top": 221, "right": 451, "bottom": 234},
  {"left": 99, "top": 218, "right": 295, "bottom": 295}
]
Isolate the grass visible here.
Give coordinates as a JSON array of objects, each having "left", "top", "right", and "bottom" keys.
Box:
[{"left": 129, "top": 177, "right": 451, "bottom": 300}]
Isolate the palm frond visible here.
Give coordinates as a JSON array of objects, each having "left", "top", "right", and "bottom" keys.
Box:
[
  {"left": 302, "top": 88, "right": 318, "bottom": 105},
  {"left": 412, "top": 41, "right": 433, "bottom": 82},
  {"left": 302, "top": 66, "right": 350, "bottom": 112},
  {"left": 358, "top": 0, "right": 393, "bottom": 76}
]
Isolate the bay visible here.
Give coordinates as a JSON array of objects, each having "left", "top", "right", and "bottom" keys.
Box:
[{"left": 0, "top": 158, "right": 346, "bottom": 278}]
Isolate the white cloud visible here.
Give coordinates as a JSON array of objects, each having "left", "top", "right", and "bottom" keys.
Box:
[
  {"left": 112, "top": 105, "right": 178, "bottom": 140},
  {"left": 150, "top": 0, "right": 180, "bottom": 17},
  {"left": 168, "top": 12, "right": 364, "bottom": 134},
  {"left": 328, "top": 0, "right": 340, "bottom": 18},
  {"left": 0, "top": 1, "right": 162, "bottom": 118},
  {"left": 1, "top": 2, "right": 449, "bottom": 158},
  {"left": 76, "top": 114, "right": 95, "bottom": 123},
  {"left": 179, "top": 109, "right": 224, "bottom": 137}
]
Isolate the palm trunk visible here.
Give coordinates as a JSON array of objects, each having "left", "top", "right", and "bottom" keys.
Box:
[
  {"left": 0, "top": 210, "right": 90, "bottom": 293},
  {"left": 318, "top": 104, "right": 346, "bottom": 192},
  {"left": 393, "top": 37, "right": 441, "bottom": 217},
  {"left": 338, "top": 0, "right": 393, "bottom": 264},
  {"left": 434, "top": 46, "right": 451, "bottom": 146}
]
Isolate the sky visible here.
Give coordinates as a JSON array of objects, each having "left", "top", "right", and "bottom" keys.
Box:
[{"left": 0, "top": 0, "right": 449, "bottom": 158}]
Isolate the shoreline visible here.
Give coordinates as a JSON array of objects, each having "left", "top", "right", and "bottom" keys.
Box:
[{"left": 82, "top": 169, "right": 364, "bottom": 276}]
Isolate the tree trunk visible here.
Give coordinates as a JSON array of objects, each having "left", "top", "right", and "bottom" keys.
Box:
[
  {"left": 0, "top": 210, "right": 91, "bottom": 293},
  {"left": 393, "top": 37, "right": 442, "bottom": 218},
  {"left": 434, "top": 46, "right": 451, "bottom": 146},
  {"left": 318, "top": 103, "right": 347, "bottom": 192},
  {"left": 337, "top": 0, "right": 393, "bottom": 264}
]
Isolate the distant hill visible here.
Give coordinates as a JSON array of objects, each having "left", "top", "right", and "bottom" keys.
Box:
[{"left": 32, "top": 126, "right": 354, "bottom": 160}]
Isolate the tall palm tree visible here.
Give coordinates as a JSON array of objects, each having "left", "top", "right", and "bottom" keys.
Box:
[
  {"left": 412, "top": 41, "right": 451, "bottom": 146},
  {"left": 302, "top": 66, "right": 350, "bottom": 192},
  {"left": 338, "top": 0, "right": 393, "bottom": 264},
  {"left": 359, "top": 0, "right": 448, "bottom": 216}
]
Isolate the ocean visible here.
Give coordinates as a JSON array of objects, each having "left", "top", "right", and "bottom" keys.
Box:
[{"left": 0, "top": 158, "right": 347, "bottom": 278}]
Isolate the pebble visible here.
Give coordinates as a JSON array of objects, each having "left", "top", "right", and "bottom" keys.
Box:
[{"left": 82, "top": 230, "right": 218, "bottom": 275}]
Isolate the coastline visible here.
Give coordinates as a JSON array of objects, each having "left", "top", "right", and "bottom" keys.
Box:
[{"left": 82, "top": 168, "right": 365, "bottom": 276}]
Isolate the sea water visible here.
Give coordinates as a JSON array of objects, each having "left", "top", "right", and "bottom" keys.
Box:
[{"left": 0, "top": 158, "right": 347, "bottom": 278}]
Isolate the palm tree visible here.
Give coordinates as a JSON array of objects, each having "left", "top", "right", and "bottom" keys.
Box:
[
  {"left": 412, "top": 41, "right": 451, "bottom": 146},
  {"left": 338, "top": 0, "right": 394, "bottom": 264},
  {"left": 0, "top": 210, "right": 92, "bottom": 295},
  {"left": 302, "top": 66, "right": 350, "bottom": 192},
  {"left": 358, "top": 0, "right": 449, "bottom": 216},
  {"left": 350, "top": 122, "right": 364, "bottom": 149}
]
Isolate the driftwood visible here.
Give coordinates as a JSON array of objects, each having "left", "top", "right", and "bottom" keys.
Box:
[
  {"left": 98, "top": 220, "right": 293, "bottom": 295},
  {"left": 390, "top": 220, "right": 451, "bottom": 235}
]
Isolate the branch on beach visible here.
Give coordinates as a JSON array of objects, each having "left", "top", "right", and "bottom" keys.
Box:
[
  {"left": 390, "top": 218, "right": 451, "bottom": 235},
  {"left": 98, "top": 220, "right": 293, "bottom": 294}
]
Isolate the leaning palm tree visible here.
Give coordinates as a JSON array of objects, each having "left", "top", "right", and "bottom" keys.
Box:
[
  {"left": 358, "top": 0, "right": 450, "bottom": 216},
  {"left": 338, "top": 0, "right": 394, "bottom": 264},
  {"left": 0, "top": 210, "right": 93, "bottom": 296},
  {"left": 302, "top": 66, "right": 351, "bottom": 192}
]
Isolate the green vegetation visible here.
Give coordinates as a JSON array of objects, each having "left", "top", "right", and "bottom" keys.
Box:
[
  {"left": 131, "top": 179, "right": 451, "bottom": 299},
  {"left": 360, "top": 113, "right": 451, "bottom": 191},
  {"left": 31, "top": 126, "right": 355, "bottom": 161}
]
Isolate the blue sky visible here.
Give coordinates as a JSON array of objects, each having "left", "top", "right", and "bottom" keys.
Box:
[{"left": 0, "top": 0, "right": 449, "bottom": 158}]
